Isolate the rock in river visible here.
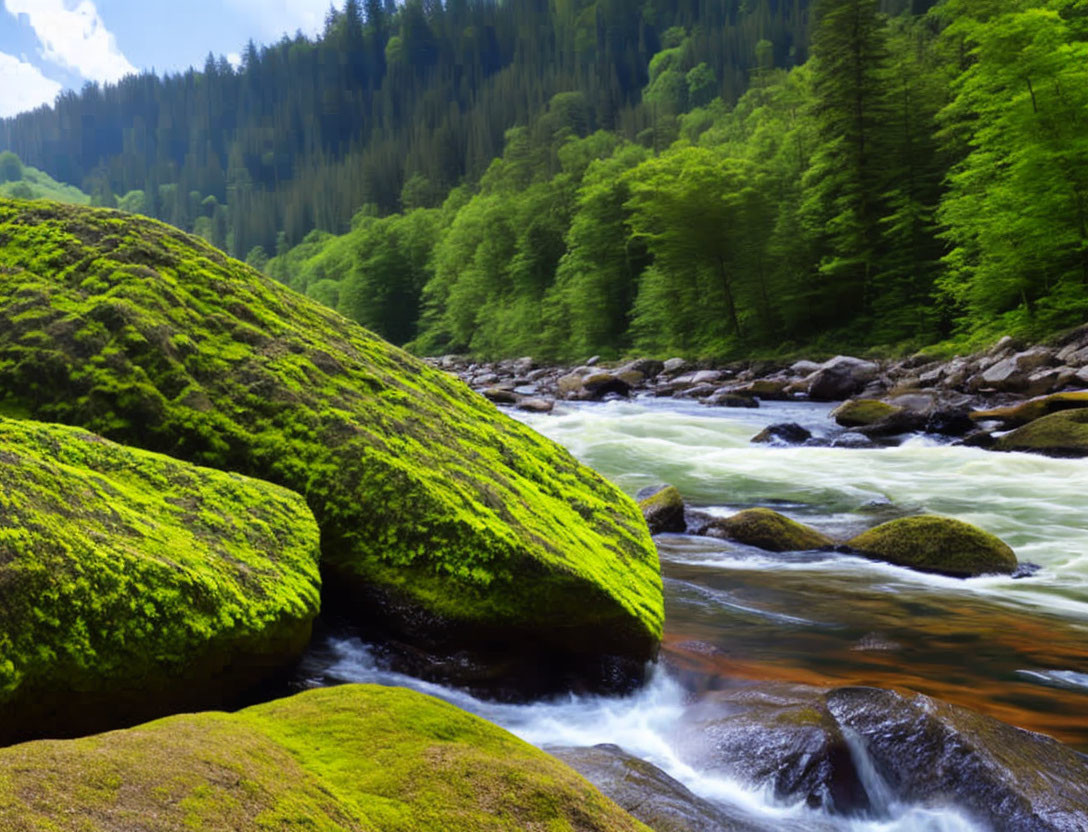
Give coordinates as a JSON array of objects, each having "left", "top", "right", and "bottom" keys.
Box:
[
  {"left": 703, "top": 508, "right": 834, "bottom": 552},
  {"left": 0, "top": 200, "right": 663, "bottom": 696},
  {"left": 847, "top": 515, "right": 1017, "bottom": 577},
  {"left": 0, "top": 417, "right": 321, "bottom": 745}
]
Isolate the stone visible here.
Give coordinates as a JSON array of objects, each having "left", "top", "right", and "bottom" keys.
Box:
[
  {"left": 971, "top": 391, "right": 1088, "bottom": 428},
  {"left": 993, "top": 408, "right": 1088, "bottom": 458},
  {"left": 706, "top": 390, "right": 760, "bottom": 408},
  {"left": 637, "top": 485, "right": 687, "bottom": 535},
  {"left": 515, "top": 397, "right": 554, "bottom": 413},
  {"left": 482, "top": 386, "right": 518, "bottom": 404},
  {"left": 751, "top": 423, "right": 813, "bottom": 445},
  {"left": 847, "top": 515, "right": 1017, "bottom": 577},
  {"left": 703, "top": 508, "right": 834, "bottom": 552},
  {"left": 663, "top": 357, "right": 691, "bottom": 375},
  {"left": 831, "top": 399, "right": 903, "bottom": 428}
]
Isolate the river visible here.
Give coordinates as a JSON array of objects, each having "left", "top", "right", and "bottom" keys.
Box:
[{"left": 298, "top": 398, "right": 1088, "bottom": 831}]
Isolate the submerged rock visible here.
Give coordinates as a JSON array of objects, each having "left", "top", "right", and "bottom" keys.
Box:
[
  {"left": 551, "top": 744, "right": 764, "bottom": 832},
  {"left": 847, "top": 515, "right": 1017, "bottom": 577},
  {"left": 751, "top": 422, "right": 813, "bottom": 445},
  {"left": 703, "top": 508, "right": 834, "bottom": 552},
  {"left": 993, "top": 408, "right": 1088, "bottom": 458},
  {"left": 0, "top": 685, "right": 650, "bottom": 831},
  {"left": 0, "top": 417, "right": 321, "bottom": 745},
  {"left": 0, "top": 200, "right": 663, "bottom": 695},
  {"left": 638, "top": 485, "right": 687, "bottom": 535}
]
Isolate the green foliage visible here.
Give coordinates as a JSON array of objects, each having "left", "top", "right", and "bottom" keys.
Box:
[
  {"left": 0, "top": 152, "right": 90, "bottom": 205},
  {"left": 0, "top": 199, "right": 663, "bottom": 659},
  {"left": 0, "top": 416, "right": 321, "bottom": 734},
  {"left": 0, "top": 685, "right": 651, "bottom": 831}
]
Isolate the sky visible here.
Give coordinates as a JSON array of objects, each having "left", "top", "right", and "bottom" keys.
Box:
[{"left": 0, "top": 0, "right": 335, "bottom": 118}]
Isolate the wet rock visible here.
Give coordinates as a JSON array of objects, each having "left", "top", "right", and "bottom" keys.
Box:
[
  {"left": 971, "top": 391, "right": 1088, "bottom": 428},
  {"left": 706, "top": 390, "right": 760, "bottom": 408},
  {"left": 853, "top": 409, "right": 928, "bottom": 438},
  {"left": 550, "top": 744, "right": 764, "bottom": 832},
  {"left": 847, "top": 515, "right": 1017, "bottom": 577},
  {"left": 616, "top": 358, "right": 666, "bottom": 380},
  {"left": 806, "top": 357, "right": 881, "bottom": 402},
  {"left": 831, "top": 399, "right": 903, "bottom": 428},
  {"left": 582, "top": 372, "right": 631, "bottom": 399},
  {"left": 482, "top": 386, "right": 518, "bottom": 405},
  {"left": 751, "top": 423, "right": 813, "bottom": 445},
  {"left": 703, "top": 508, "right": 834, "bottom": 552},
  {"left": 960, "top": 430, "right": 996, "bottom": 449},
  {"left": 1012, "top": 561, "right": 1042, "bottom": 579},
  {"left": 831, "top": 431, "right": 878, "bottom": 449},
  {"left": 993, "top": 408, "right": 1088, "bottom": 458},
  {"left": 586, "top": 355, "right": 601, "bottom": 366},
  {"left": 557, "top": 371, "right": 589, "bottom": 397},
  {"left": 638, "top": 485, "right": 687, "bottom": 535},
  {"left": 684, "top": 684, "right": 871, "bottom": 814},
  {"left": 825, "top": 686, "right": 1088, "bottom": 832},
  {"left": 676, "top": 383, "right": 719, "bottom": 399},
  {"left": 926, "top": 408, "right": 975, "bottom": 437},
  {"left": 730, "top": 379, "right": 791, "bottom": 400}
]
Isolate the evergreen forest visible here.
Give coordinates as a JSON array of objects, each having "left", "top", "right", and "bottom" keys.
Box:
[{"left": 3, "top": 0, "right": 1086, "bottom": 360}]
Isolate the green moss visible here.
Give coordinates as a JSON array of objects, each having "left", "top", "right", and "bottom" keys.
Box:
[
  {"left": 972, "top": 392, "right": 1088, "bottom": 428},
  {"left": 993, "top": 408, "right": 1088, "bottom": 458},
  {"left": 707, "top": 508, "right": 833, "bottom": 552},
  {"left": 637, "top": 486, "right": 685, "bottom": 535},
  {"left": 830, "top": 399, "right": 902, "bottom": 428},
  {"left": 0, "top": 685, "right": 651, "bottom": 832},
  {"left": 0, "top": 416, "right": 321, "bottom": 741},
  {"left": 848, "top": 515, "right": 1017, "bottom": 577},
  {"left": 0, "top": 199, "right": 662, "bottom": 663}
]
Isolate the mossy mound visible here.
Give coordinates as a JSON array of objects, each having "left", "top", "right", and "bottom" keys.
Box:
[
  {"left": 0, "top": 200, "right": 662, "bottom": 689},
  {"left": 993, "top": 408, "right": 1088, "bottom": 458},
  {"left": 637, "top": 485, "right": 686, "bottom": 535},
  {"left": 831, "top": 399, "right": 902, "bottom": 428},
  {"left": 705, "top": 509, "right": 833, "bottom": 552},
  {"left": 0, "top": 684, "right": 650, "bottom": 831},
  {"left": 0, "top": 417, "right": 321, "bottom": 745},
  {"left": 847, "top": 516, "right": 1017, "bottom": 577},
  {"left": 971, "top": 391, "right": 1088, "bottom": 428}
]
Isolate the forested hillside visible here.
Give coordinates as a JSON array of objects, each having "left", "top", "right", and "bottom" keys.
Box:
[{"left": 3, "top": 0, "right": 1085, "bottom": 361}]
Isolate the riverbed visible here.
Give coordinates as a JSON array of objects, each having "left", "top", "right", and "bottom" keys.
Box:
[{"left": 299, "top": 398, "right": 1088, "bottom": 831}]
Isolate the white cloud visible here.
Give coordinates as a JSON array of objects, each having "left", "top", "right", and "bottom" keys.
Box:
[
  {"left": 0, "top": 51, "right": 63, "bottom": 117},
  {"left": 3, "top": 0, "right": 137, "bottom": 84},
  {"left": 227, "top": 52, "right": 242, "bottom": 70},
  {"left": 225, "top": 0, "right": 332, "bottom": 40}
]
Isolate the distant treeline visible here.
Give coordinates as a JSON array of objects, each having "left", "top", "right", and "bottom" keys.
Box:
[
  {"left": 263, "top": 0, "right": 1088, "bottom": 360},
  {"left": 0, "top": 0, "right": 818, "bottom": 260}
]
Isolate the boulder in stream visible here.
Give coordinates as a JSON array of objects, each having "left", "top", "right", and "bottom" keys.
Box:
[
  {"left": 703, "top": 508, "right": 834, "bottom": 552},
  {"left": 993, "top": 408, "right": 1088, "bottom": 458},
  {"left": 847, "top": 515, "right": 1017, "bottom": 577},
  {"left": 831, "top": 399, "right": 902, "bottom": 428},
  {"left": 751, "top": 423, "right": 813, "bottom": 445},
  {"left": 971, "top": 391, "right": 1088, "bottom": 428},
  {"left": 638, "top": 485, "right": 687, "bottom": 535}
]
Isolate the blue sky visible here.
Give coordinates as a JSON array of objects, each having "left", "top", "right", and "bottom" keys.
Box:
[{"left": 0, "top": 0, "right": 334, "bottom": 118}]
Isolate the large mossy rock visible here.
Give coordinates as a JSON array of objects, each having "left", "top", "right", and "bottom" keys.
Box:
[
  {"left": 704, "top": 508, "right": 834, "bottom": 552},
  {"left": 993, "top": 408, "right": 1088, "bottom": 458},
  {"left": 830, "top": 399, "right": 902, "bottom": 428},
  {"left": 0, "top": 200, "right": 662, "bottom": 691},
  {"left": 971, "top": 391, "right": 1088, "bottom": 428},
  {"left": 847, "top": 515, "right": 1017, "bottom": 577},
  {"left": 0, "top": 417, "right": 321, "bottom": 745},
  {"left": 637, "top": 485, "right": 686, "bottom": 535},
  {"left": 0, "top": 684, "right": 650, "bottom": 831}
]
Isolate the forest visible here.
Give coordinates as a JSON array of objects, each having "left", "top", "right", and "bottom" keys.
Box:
[{"left": 2, "top": 0, "right": 1086, "bottom": 360}]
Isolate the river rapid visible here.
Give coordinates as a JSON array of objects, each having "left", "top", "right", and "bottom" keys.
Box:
[{"left": 300, "top": 398, "right": 1088, "bottom": 832}]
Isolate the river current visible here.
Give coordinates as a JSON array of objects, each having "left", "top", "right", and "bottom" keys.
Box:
[{"left": 300, "top": 398, "right": 1088, "bottom": 831}]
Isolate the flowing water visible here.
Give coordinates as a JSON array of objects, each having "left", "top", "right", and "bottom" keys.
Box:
[{"left": 300, "top": 398, "right": 1088, "bottom": 831}]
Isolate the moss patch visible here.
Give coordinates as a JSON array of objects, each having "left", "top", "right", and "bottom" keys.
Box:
[
  {"left": 831, "top": 399, "right": 902, "bottom": 428},
  {"left": 847, "top": 515, "right": 1017, "bottom": 577},
  {"left": 0, "top": 199, "right": 662, "bottom": 668},
  {"left": 706, "top": 508, "right": 833, "bottom": 552},
  {"left": 637, "top": 486, "right": 686, "bottom": 535},
  {"left": 993, "top": 409, "right": 1088, "bottom": 458},
  {"left": 0, "top": 417, "right": 321, "bottom": 743},
  {"left": 971, "top": 392, "right": 1088, "bottom": 428},
  {"left": 0, "top": 684, "right": 651, "bottom": 832}
]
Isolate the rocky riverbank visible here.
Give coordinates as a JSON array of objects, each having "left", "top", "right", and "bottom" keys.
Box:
[{"left": 429, "top": 327, "right": 1088, "bottom": 456}]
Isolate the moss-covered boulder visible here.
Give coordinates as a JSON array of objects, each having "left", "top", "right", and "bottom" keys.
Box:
[
  {"left": 993, "top": 408, "right": 1088, "bottom": 458},
  {"left": 847, "top": 515, "right": 1017, "bottom": 577},
  {"left": 638, "top": 485, "right": 686, "bottom": 535},
  {"left": 971, "top": 391, "right": 1088, "bottom": 428},
  {"left": 0, "top": 417, "right": 321, "bottom": 745},
  {"left": 0, "top": 684, "right": 650, "bottom": 831},
  {"left": 0, "top": 200, "right": 662, "bottom": 692},
  {"left": 704, "top": 509, "right": 834, "bottom": 552},
  {"left": 830, "top": 399, "right": 902, "bottom": 428}
]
